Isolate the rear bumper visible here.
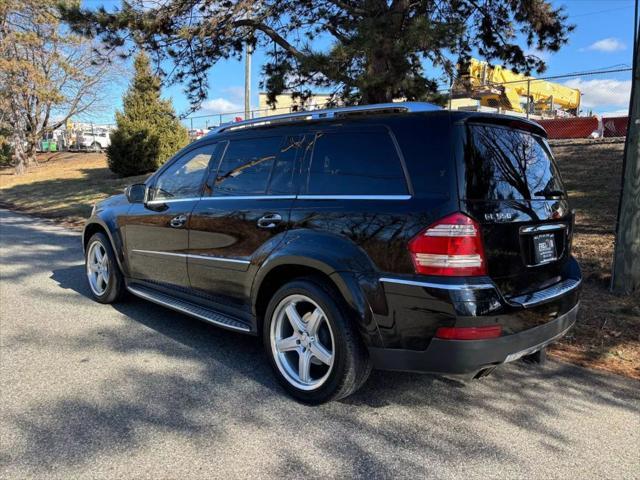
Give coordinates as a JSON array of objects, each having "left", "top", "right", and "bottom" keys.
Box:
[{"left": 369, "top": 299, "right": 579, "bottom": 376}]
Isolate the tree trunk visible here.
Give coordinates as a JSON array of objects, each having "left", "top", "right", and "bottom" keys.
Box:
[
  {"left": 362, "top": 52, "right": 394, "bottom": 104},
  {"left": 25, "top": 133, "right": 39, "bottom": 167},
  {"left": 611, "top": 30, "right": 640, "bottom": 294},
  {"left": 12, "top": 131, "right": 28, "bottom": 175}
]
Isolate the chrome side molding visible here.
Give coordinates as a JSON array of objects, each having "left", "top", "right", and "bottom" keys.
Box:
[
  {"left": 131, "top": 249, "right": 251, "bottom": 265},
  {"left": 145, "top": 194, "right": 410, "bottom": 205},
  {"left": 297, "top": 195, "right": 411, "bottom": 201}
]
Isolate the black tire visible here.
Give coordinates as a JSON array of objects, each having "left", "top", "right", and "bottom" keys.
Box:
[
  {"left": 263, "top": 276, "right": 372, "bottom": 404},
  {"left": 84, "top": 232, "right": 125, "bottom": 304}
]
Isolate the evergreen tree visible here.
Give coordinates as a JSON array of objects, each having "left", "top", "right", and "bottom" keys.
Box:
[
  {"left": 108, "top": 52, "right": 188, "bottom": 176},
  {"left": 63, "top": 1, "right": 572, "bottom": 110}
]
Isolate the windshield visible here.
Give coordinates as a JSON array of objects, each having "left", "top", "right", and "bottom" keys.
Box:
[{"left": 464, "top": 124, "right": 565, "bottom": 201}]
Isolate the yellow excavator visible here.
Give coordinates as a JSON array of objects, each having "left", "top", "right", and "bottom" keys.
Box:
[{"left": 452, "top": 58, "right": 581, "bottom": 116}]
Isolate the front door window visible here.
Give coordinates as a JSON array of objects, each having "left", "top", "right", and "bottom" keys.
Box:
[{"left": 150, "top": 146, "right": 215, "bottom": 201}]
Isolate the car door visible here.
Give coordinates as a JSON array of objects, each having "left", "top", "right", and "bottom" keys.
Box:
[
  {"left": 123, "top": 143, "right": 218, "bottom": 288},
  {"left": 289, "top": 125, "right": 416, "bottom": 273},
  {"left": 187, "top": 133, "right": 302, "bottom": 316}
]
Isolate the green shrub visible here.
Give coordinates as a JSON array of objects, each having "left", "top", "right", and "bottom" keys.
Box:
[
  {"left": 107, "top": 52, "right": 189, "bottom": 177},
  {"left": 0, "top": 135, "right": 13, "bottom": 167}
]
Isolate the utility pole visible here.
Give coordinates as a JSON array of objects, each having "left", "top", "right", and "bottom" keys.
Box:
[
  {"left": 244, "top": 42, "right": 253, "bottom": 120},
  {"left": 611, "top": 0, "right": 640, "bottom": 294}
]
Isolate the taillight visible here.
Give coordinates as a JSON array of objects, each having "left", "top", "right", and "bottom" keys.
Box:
[
  {"left": 435, "top": 325, "right": 502, "bottom": 340},
  {"left": 408, "top": 212, "right": 487, "bottom": 276}
]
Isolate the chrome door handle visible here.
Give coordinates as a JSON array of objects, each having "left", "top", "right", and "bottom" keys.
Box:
[
  {"left": 257, "top": 213, "right": 282, "bottom": 229},
  {"left": 170, "top": 214, "right": 188, "bottom": 228}
]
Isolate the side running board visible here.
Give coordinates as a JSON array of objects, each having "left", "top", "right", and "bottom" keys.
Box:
[{"left": 127, "top": 284, "right": 251, "bottom": 333}]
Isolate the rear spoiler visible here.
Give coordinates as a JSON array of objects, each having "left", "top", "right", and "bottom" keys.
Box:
[{"left": 458, "top": 114, "right": 548, "bottom": 138}]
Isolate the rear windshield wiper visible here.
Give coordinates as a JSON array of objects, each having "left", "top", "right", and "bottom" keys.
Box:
[{"left": 534, "top": 189, "right": 565, "bottom": 198}]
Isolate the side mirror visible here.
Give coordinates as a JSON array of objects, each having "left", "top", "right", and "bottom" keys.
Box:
[{"left": 125, "top": 184, "right": 147, "bottom": 204}]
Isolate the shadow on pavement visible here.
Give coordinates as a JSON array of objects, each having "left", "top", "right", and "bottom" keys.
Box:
[{"left": 3, "top": 209, "right": 640, "bottom": 477}]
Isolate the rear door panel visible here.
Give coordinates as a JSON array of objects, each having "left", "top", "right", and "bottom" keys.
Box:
[
  {"left": 188, "top": 197, "right": 295, "bottom": 314},
  {"left": 187, "top": 134, "right": 302, "bottom": 315}
]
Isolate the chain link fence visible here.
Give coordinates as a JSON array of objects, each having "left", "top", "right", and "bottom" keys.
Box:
[
  {"left": 183, "top": 67, "right": 632, "bottom": 141},
  {"left": 446, "top": 66, "right": 631, "bottom": 140}
]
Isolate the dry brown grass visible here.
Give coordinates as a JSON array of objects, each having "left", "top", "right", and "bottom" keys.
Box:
[
  {"left": 0, "top": 152, "right": 147, "bottom": 227},
  {"left": 551, "top": 141, "right": 640, "bottom": 379},
  {"left": 0, "top": 145, "right": 638, "bottom": 379}
]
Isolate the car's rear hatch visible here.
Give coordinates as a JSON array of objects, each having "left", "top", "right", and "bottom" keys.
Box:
[{"left": 457, "top": 117, "right": 574, "bottom": 298}]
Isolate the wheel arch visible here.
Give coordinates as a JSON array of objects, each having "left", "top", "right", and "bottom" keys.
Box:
[
  {"left": 83, "top": 220, "right": 128, "bottom": 275},
  {"left": 251, "top": 255, "right": 383, "bottom": 347}
]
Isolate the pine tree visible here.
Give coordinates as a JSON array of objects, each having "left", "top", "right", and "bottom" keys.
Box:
[
  {"left": 63, "top": 1, "right": 572, "bottom": 110},
  {"left": 107, "top": 52, "right": 188, "bottom": 176}
]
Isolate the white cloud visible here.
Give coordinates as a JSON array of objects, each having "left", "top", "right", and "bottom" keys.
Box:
[
  {"left": 586, "top": 38, "right": 626, "bottom": 52},
  {"left": 564, "top": 78, "right": 631, "bottom": 109},
  {"left": 200, "top": 97, "right": 242, "bottom": 113},
  {"left": 222, "top": 86, "right": 245, "bottom": 102},
  {"left": 197, "top": 86, "right": 246, "bottom": 115}
]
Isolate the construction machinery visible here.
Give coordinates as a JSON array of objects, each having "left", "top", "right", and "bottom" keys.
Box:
[{"left": 452, "top": 58, "right": 581, "bottom": 117}]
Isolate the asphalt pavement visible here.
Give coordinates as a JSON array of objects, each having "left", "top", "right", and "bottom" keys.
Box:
[{"left": 0, "top": 208, "right": 639, "bottom": 479}]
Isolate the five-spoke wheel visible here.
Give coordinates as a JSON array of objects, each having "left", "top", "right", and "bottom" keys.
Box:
[
  {"left": 84, "top": 232, "right": 125, "bottom": 303},
  {"left": 264, "top": 278, "right": 371, "bottom": 403},
  {"left": 270, "top": 294, "right": 335, "bottom": 390},
  {"left": 86, "top": 240, "right": 110, "bottom": 296}
]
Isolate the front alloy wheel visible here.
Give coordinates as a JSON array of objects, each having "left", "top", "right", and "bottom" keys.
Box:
[
  {"left": 84, "top": 232, "right": 125, "bottom": 304},
  {"left": 86, "top": 240, "right": 110, "bottom": 296}
]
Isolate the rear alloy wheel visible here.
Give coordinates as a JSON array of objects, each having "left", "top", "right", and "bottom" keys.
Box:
[
  {"left": 270, "top": 294, "right": 335, "bottom": 391},
  {"left": 85, "top": 232, "right": 125, "bottom": 303},
  {"left": 264, "top": 278, "right": 371, "bottom": 404}
]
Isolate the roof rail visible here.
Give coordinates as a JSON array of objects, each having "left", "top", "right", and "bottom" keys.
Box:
[{"left": 207, "top": 101, "right": 441, "bottom": 135}]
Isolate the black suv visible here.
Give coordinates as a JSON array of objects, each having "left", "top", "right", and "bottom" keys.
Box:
[{"left": 84, "top": 103, "right": 581, "bottom": 403}]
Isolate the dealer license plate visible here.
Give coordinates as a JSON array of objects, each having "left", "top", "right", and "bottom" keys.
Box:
[{"left": 533, "top": 233, "right": 557, "bottom": 264}]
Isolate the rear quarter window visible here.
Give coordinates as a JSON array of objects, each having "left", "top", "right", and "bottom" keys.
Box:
[
  {"left": 305, "top": 130, "right": 408, "bottom": 195},
  {"left": 389, "top": 116, "right": 452, "bottom": 198}
]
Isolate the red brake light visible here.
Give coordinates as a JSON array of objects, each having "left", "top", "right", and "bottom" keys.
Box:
[
  {"left": 435, "top": 325, "right": 502, "bottom": 340},
  {"left": 408, "top": 212, "right": 487, "bottom": 276}
]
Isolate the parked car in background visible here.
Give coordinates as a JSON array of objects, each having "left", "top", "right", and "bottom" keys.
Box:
[
  {"left": 83, "top": 103, "right": 581, "bottom": 403},
  {"left": 76, "top": 128, "right": 111, "bottom": 151}
]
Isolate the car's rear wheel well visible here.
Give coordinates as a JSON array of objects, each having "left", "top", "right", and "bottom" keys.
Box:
[{"left": 254, "top": 265, "right": 339, "bottom": 333}]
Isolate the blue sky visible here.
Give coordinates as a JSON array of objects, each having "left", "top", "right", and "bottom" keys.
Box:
[{"left": 81, "top": 0, "right": 636, "bottom": 126}]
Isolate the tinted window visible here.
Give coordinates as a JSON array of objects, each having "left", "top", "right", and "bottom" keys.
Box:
[
  {"left": 307, "top": 131, "right": 407, "bottom": 195},
  {"left": 213, "top": 137, "right": 282, "bottom": 196},
  {"left": 391, "top": 117, "right": 451, "bottom": 198},
  {"left": 151, "top": 146, "right": 214, "bottom": 200},
  {"left": 465, "top": 125, "right": 565, "bottom": 200},
  {"left": 267, "top": 135, "right": 303, "bottom": 195}
]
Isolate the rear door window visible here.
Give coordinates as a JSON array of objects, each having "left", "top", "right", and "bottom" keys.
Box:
[
  {"left": 465, "top": 124, "right": 565, "bottom": 200},
  {"left": 267, "top": 135, "right": 303, "bottom": 195},
  {"left": 305, "top": 130, "right": 408, "bottom": 195},
  {"left": 212, "top": 136, "right": 283, "bottom": 196}
]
